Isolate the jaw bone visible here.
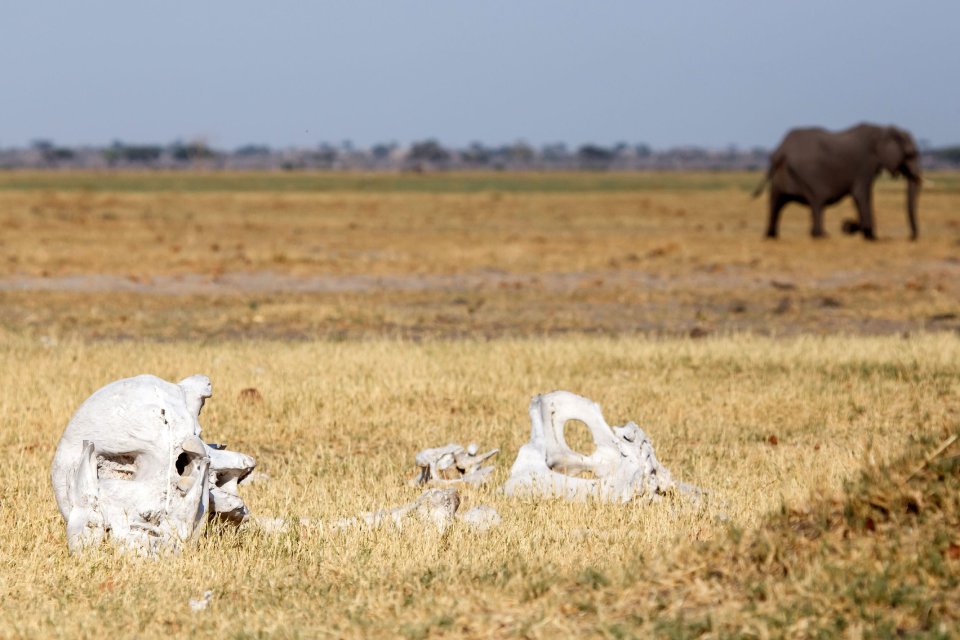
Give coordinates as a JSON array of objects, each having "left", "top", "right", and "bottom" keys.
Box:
[{"left": 503, "top": 390, "right": 698, "bottom": 503}]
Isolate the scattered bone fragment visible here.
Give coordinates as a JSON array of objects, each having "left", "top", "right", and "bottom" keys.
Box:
[
  {"left": 51, "top": 374, "right": 255, "bottom": 554},
  {"left": 256, "top": 491, "right": 501, "bottom": 536},
  {"left": 256, "top": 489, "right": 463, "bottom": 535},
  {"left": 254, "top": 517, "right": 290, "bottom": 535},
  {"left": 457, "top": 505, "right": 501, "bottom": 531},
  {"left": 503, "top": 390, "right": 700, "bottom": 503},
  {"left": 410, "top": 443, "right": 499, "bottom": 486},
  {"left": 253, "top": 516, "right": 315, "bottom": 535},
  {"left": 188, "top": 591, "right": 213, "bottom": 612},
  {"left": 332, "top": 488, "right": 462, "bottom": 533}
]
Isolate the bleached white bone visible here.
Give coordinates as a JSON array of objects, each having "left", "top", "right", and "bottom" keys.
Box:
[
  {"left": 502, "top": 390, "right": 697, "bottom": 503},
  {"left": 64, "top": 441, "right": 104, "bottom": 553},
  {"left": 189, "top": 591, "right": 214, "bottom": 612},
  {"left": 457, "top": 505, "right": 501, "bottom": 531},
  {"left": 255, "top": 490, "right": 500, "bottom": 535},
  {"left": 51, "top": 374, "right": 255, "bottom": 554},
  {"left": 205, "top": 445, "right": 256, "bottom": 524},
  {"left": 410, "top": 443, "right": 499, "bottom": 486},
  {"left": 331, "top": 488, "right": 462, "bottom": 534}
]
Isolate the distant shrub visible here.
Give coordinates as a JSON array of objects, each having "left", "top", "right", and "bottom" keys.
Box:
[
  {"left": 931, "top": 146, "right": 960, "bottom": 165},
  {"left": 577, "top": 144, "right": 614, "bottom": 170}
]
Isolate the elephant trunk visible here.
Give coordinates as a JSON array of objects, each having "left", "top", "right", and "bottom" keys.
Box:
[{"left": 907, "top": 177, "right": 920, "bottom": 241}]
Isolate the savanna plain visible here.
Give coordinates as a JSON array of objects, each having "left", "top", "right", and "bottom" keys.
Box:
[{"left": 1, "top": 172, "right": 959, "bottom": 638}]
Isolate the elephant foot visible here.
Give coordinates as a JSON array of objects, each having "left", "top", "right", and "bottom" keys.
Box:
[
  {"left": 862, "top": 228, "right": 876, "bottom": 241},
  {"left": 841, "top": 220, "right": 860, "bottom": 235},
  {"left": 764, "top": 230, "right": 779, "bottom": 240},
  {"left": 811, "top": 230, "right": 828, "bottom": 239}
]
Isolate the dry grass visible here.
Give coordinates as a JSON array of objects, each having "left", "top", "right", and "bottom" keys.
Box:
[
  {"left": 1, "top": 171, "right": 959, "bottom": 637},
  {"left": 1, "top": 333, "right": 958, "bottom": 637},
  {"left": 0, "top": 171, "right": 958, "bottom": 339}
]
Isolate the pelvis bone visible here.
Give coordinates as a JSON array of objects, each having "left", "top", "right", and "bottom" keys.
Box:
[
  {"left": 51, "top": 374, "right": 255, "bottom": 554},
  {"left": 410, "top": 443, "right": 499, "bottom": 486},
  {"left": 503, "top": 390, "right": 696, "bottom": 502}
]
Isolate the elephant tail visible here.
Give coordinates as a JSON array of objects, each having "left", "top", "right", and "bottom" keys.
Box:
[
  {"left": 751, "top": 176, "right": 769, "bottom": 198},
  {"left": 751, "top": 153, "right": 783, "bottom": 198}
]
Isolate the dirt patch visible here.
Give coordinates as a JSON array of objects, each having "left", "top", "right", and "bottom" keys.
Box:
[
  {"left": 1, "top": 262, "right": 958, "bottom": 341},
  {"left": 2, "top": 260, "right": 956, "bottom": 296}
]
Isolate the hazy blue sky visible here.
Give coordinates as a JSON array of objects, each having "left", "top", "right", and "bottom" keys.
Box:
[{"left": 1, "top": 1, "right": 957, "bottom": 149}]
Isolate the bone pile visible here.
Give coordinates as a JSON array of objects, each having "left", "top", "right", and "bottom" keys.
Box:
[
  {"left": 51, "top": 380, "right": 698, "bottom": 553},
  {"left": 50, "top": 374, "right": 255, "bottom": 554}
]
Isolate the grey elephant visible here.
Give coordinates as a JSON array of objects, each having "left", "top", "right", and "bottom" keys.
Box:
[{"left": 754, "top": 123, "right": 922, "bottom": 240}]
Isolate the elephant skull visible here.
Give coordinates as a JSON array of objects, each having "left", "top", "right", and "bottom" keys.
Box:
[
  {"left": 503, "top": 390, "right": 694, "bottom": 502},
  {"left": 51, "top": 374, "right": 255, "bottom": 554}
]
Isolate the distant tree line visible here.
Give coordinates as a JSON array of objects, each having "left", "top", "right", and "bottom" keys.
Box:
[{"left": 1, "top": 138, "right": 958, "bottom": 171}]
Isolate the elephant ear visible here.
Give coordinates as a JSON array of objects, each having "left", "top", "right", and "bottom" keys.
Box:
[{"left": 877, "top": 128, "right": 904, "bottom": 176}]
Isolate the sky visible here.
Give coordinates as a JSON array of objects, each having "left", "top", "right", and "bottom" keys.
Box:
[{"left": 1, "top": 1, "right": 958, "bottom": 150}]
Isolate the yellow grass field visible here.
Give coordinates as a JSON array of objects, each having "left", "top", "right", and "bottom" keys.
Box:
[
  {"left": 1, "top": 171, "right": 958, "bottom": 339},
  {"left": 0, "top": 172, "right": 958, "bottom": 637}
]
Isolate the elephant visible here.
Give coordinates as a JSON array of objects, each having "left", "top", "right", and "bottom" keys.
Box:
[{"left": 754, "top": 123, "right": 922, "bottom": 240}]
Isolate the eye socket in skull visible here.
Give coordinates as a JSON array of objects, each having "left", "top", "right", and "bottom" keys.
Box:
[{"left": 175, "top": 452, "right": 191, "bottom": 476}]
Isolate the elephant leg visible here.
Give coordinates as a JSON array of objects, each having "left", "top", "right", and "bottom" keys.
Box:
[
  {"left": 852, "top": 189, "right": 876, "bottom": 240},
  {"left": 810, "top": 203, "right": 827, "bottom": 238},
  {"left": 765, "top": 190, "right": 787, "bottom": 239}
]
